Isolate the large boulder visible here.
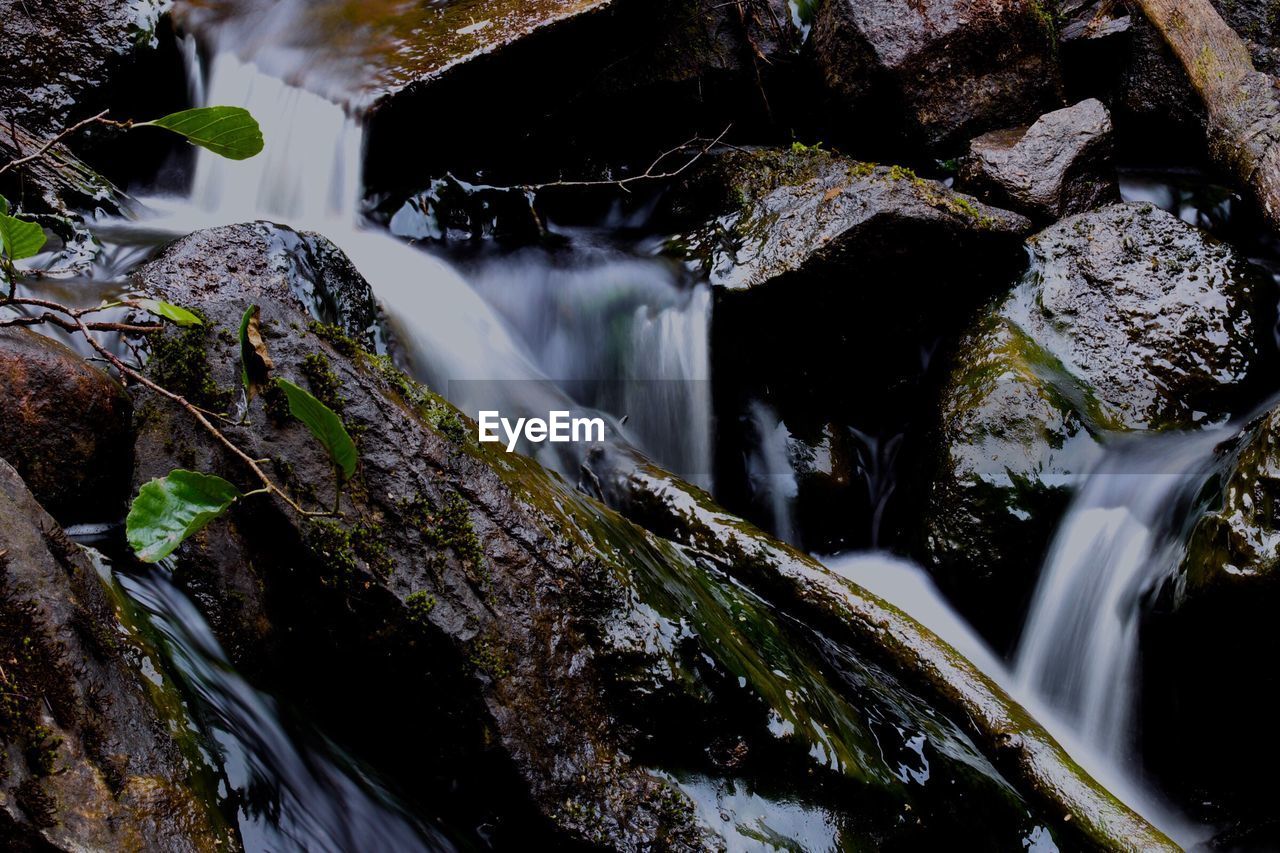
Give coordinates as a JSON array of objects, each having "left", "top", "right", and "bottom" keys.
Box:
[
  {"left": 924, "top": 202, "right": 1267, "bottom": 648},
  {"left": 958, "top": 98, "right": 1119, "bottom": 221},
  {"left": 665, "top": 146, "right": 1031, "bottom": 551},
  {"left": 809, "top": 0, "right": 1063, "bottom": 150},
  {"left": 178, "top": 0, "right": 807, "bottom": 191},
  {"left": 0, "top": 0, "right": 167, "bottom": 136},
  {"left": 120, "top": 221, "right": 1147, "bottom": 849},
  {"left": 0, "top": 458, "right": 230, "bottom": 850},
  {"left": 0, "top": 327, "right": 133, "bottom": 523}
]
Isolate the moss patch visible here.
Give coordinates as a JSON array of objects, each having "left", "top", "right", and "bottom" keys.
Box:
[{"left": 146, "top": 311, "right": 233, "bottom": 411}]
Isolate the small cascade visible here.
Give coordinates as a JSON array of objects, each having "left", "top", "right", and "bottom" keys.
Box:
[
  {"left": 743, "top": 401, "right": 798, "bottom": 543},
  {"left": 825, "top": 551, "right": 1199, "bottom": 846},
  {"left": 102, "top": 556, "right": 450, "bottom": 851},
  {"left": 1013, "top": 431, "right": 1224, "bottom": 758}
]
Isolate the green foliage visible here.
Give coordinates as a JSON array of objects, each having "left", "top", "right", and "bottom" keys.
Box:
[
  {"left": 140, "top": 106, "right": 264, "bottom": 161},
  {"left": 126, "top": 470, "right": 243, "bottom": 562},
  {"left": 0, "top": 194, "right": 47, "bottom": 261},
  {"left": 136, "top": 298, "right": 203, "bottom": 326},
  {"left": 276, "top": 377, "right": 358, "bottom": 480}
]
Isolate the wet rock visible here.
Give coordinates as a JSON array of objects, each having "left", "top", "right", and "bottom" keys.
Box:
[
  {"left": 666, "top": 147, "right": 1031, "bottom": 550},
  {"left": 0, "top": 458, "right": 230, "bottom": 851},
  {"left": 1181, "top": 404, "right": 1280, "bottom": 599},
  {"left": 959, "top": 99, "right": 1119, "bottom": 221},
  {"left": 0, "top": 327, "right": 132, "bottom": 524},
  {"left": 1210, "top": 0, "right": 1280, "bottom": 75},
  {"left": 924, "top": 202, "right": 1266, "bottom": 648},
  {"left": 0, "top": 0, "right": 166, "bottom": 136},
  {"left": 126, "top": 221, "right": 1092, "bottom": 849},
  {"left": 809, "top": 0, "right": 1063, "bottom": 150}
]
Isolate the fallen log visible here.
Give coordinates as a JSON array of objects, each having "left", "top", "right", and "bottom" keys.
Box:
[{"left": 1132, "top": 0, "right": 1280, "bottom": 230}]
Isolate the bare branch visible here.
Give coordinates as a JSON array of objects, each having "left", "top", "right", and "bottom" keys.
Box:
[
  {"left": 0, "top": 110, "right": 132, "bottom": 179},
  {"left": 519, "top": 125, "right": 732, "bottom": 194}
]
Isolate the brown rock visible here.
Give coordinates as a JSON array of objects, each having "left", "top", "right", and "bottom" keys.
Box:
[{"left": 0, "top": 327, "right": 132, "bottom": 522}]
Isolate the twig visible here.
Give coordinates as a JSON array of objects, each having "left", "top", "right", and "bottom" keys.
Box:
[
  {"left": 0, "top": 111, "right": 132, "bottom": 179},
  {"left": 519, "top": 125, "right": 732, "bottom": 194}
]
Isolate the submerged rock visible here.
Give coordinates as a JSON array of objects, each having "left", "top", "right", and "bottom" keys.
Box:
[
  {"left": 122, "top": 221, "right": 1155, "bottom": 849},
  {"left": 809, "top": 0, "right": 1062, "bottom": 149},
  {"left": 959, "top": 98, "right": 1118, "bottom": 221},
  {"left": 925, "top": 203, "right": 1266, "bottom": 647},
  {"left": 0, "top": 327, "right": 132, "bottom": 523},
  {"left": 0, "top": 459, "right": 230, "bottom": 850}
]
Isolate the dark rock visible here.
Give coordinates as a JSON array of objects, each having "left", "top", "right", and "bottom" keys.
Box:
[
  {"left": 1116, "top": 11, "right": 1207, "bottom": 142},
  {"left": 0, "top": 327, "right": 132, "bottom": 524},
  {"left": 959, "top": 98, "right": 1119, "bottom": 221},
  {"left": 0, "top": 0, "right": 166, "bottom": 136},
  {"left": 125, "top": 221, "right": 1091, "bottom": 849},
  {"left": 924, "top": 202, "right": 1266, "bottom": 648},
  {"left": 809, "top": 0, "right": 1063, "bottom": 150},
  {"left": 665, "top": 147, "right": 1031, "bottom": 552},
  {"left": 1210, "top": 0, "right": 1280, "bottom": 75},
  {"left": 0, "top": 458, "right": 230, "bottom": 850}
]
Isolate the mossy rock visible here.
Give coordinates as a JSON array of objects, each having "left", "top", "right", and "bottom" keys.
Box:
[
  {"left": 122, "top": 221, "right": 1159, "bottom": 849},
  {"left": 924, "top": 202, "right": 1267, "bottom": 649},
  {"left": 0, "top": 459, "right": 232, "bottom": 851}
]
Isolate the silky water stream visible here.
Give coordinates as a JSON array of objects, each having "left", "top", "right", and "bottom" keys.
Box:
[{"left": 17, "top": 23, "right": 1260, "bottom": 851}]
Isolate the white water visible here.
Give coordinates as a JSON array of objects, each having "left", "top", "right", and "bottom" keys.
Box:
[
  {"left": 1013, "top": 432, "right": 1222, "bottom": 759},
  {"left": 744, "top": 401, "right": 799, "bottom": 543},
  {"left": 825, "top": 551, "right": 1198, "bottom": 845},
  {"left": 126, "top": 50, "right": 712, "bottom": 485}
]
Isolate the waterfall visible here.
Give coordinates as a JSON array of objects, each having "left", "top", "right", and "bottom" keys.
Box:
[
  {"left": 120, "top": 48, "right": 714, "bottom": 485},
  {"left": 91, "top": 550, "right": 449, "bottom": 851},
  {"left": 744, "top": 401, "right": 798, "bottom": 543},
  {"left": 825, "top": 551, "right": 1200, "bottom": 845},
  {"left": 1013, "top": 431, "right": 1223, "bottom": 759}
]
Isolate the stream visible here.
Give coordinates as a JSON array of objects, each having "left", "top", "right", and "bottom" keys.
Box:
[{"left": 21, "top": 10, "right": 1280, "bottom": 851}]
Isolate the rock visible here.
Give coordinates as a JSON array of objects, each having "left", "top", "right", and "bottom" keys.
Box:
[
  {"left": 959, "top": 98, "right": 1119, "bottom": 221},
  {"left": 1140, "top": 401, "right": 1280, "bottom": 830},
  {"left": 178, "top": 0, "right": 805, "bottom": 192},
  {"left": 1181, "top": 402, "right": 1280, "bottom": 599},
  {"left": 579, "top": 443, "right": 1177, "bottom": 852},
  {"left": 665, "top": 147, "right": 1031, "bottom": 550},
  {"left": 124, "top": 221, "right": 1118, "bottom": 849},
  {"left": 809, "top": 0, "right": 1063, "bottom": 150},
  {"left": 0, "top": 0, "right": 167, "bottom": 136},
  {"left": 924, "top": 202, "right": 1266, "bottom": 648},
  {"left": 0, "top": 458, "right": 230, "bottom": 850},
  {"left": 1210, "top": 0, "right": 1280, "bottom": 74},
  {"left": 0, "top": 327, "right": 132, "bottom": 523}
]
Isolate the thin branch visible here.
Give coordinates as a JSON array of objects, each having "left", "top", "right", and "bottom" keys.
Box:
[
  {"left": 519, "top": 125, "right": 732, "bottom": 194},
  {"left": 0, "top": 111, "right": 132, "bottom": 179}
]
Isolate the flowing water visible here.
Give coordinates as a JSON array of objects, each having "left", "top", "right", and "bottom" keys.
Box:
[
  {"left": 79, "top": 543, "right": 454, "bottom": 851},
  {"left": 26, "top": 12, "right": 1265, "bottom": 850}
]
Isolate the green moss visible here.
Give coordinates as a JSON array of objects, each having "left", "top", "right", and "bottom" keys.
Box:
[
  {"left": 146, "top": 311, "right": 232, "bottom": 411},
  {"left": 301, "top": 352, "right": 346, "bottom": 415},
  {"left": 304, "top": 517, "right": 395, "bottom": 580},
  {"left": 402, "top": 489, "right": 486, "bottom": 580},
  {"left": 847, "top": 161, "right": 878, "bottom": 179},
  {"left": 789, "top": 140, "right": 825, "bottom": 155},
  {"left": 405, "top": 590, "right": 437, "bottom": 625},
  {"left": 262, "top": 381, "right": 292, "bottom": 424},
  {"left": 363, "top": 352, "right": 469, "bottom": 445},
  {"left": 468, "top": 631, "right": 512, "bottom": 679},
  {"left": 308, "top": 321, "right": 362, "bottom": 358}
]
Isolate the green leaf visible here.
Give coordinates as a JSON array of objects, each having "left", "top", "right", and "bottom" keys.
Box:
[
  {"left": 140, "top": 106, "right": 264, "bottom": 161},
  {"left": 0, "top": 195, "right": 47, "bottom": 261},
  {"left": 126, "top": 470, "right": 243, "bottom": 563},
  {"left": 137, "top": 299, "right": 203, "bottom": 327},
  {"left": 276, "top": 377, "right": 357, "bottom": 480},
  {"left": 239, "top": 305, "right": 273, "bottom": 400}
]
